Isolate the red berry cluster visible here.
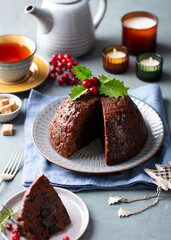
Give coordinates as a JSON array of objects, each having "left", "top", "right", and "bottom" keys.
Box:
[
  {"left": 49, "top": 53, "right": 79, "bottom": 85},
  {"left": 82, "top": 76, "right": 99, "bottom": 94},
  {"left": 6, "top": 223, "right": 20, "bottom": 240}
]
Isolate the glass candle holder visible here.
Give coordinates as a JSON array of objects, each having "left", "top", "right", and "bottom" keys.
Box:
[
  {"left": 122, "top": 11, "right": 158, "bottom": 55},
  {"left": 102, "top": 45, "right": 129, "bottom": 74},
  {"left": 136, "top": 52, "right": 163, "bottom": 82}
]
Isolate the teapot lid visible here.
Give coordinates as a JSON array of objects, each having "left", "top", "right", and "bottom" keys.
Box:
[{"left": 49, "top": 0, "right": 80, "bottom": 3}]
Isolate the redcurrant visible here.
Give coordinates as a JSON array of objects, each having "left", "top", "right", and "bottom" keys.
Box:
[
  {"left": 52, "top": 60, "right": 57, "bottom": 67},
  {"left": 90, "top": 76, "right": 99, "bottom": 86},
  {"left": 56, "top": 69, "right": 63, "bottom": 75},
  {"left": 49, "top": 73, "right": 57, "bottom": 80},
  {"left": 89, "top": 86, "right": 98, "bottom": 94},
  {"left": 82, "top": 79, "right": 92, "bottom": 88},
  {"left": 61, "top": 58, "right": 67, "bottom": 65},
  {"left": 6, "top": 223, "right": 12, "bottom": 230},
  {"left": 72, "top": 77, "right": 78, "bottom": 84},
  {"left": 49, "top": 59, "right": 53, "bottom": 65},
  {"left": 12, "top": 229, "right": 19, "bottom": 234},
  {"left": 62, "top": 73, "right": 69, "bottom": 80},
  {"left": 72, "top": 61, "right": 79, "bottom": 66},
  {"left": 63, "top": 53, "right": 71, "bottom": 59},
  {"left": 57, "top": 54, "right": 63, "bottom": 61},
  {"left": 57, "top": 62, "right": 64, "bottom": 69},
  {"left": 66, "top": 62, "right": 72, "bottom": 69},
  {"left": 63, "top": 236, "right": 70, "bottom": 240},
  {"left": 52, "top": 54, "right": 58, "bottom": 60},
  {"left": 50, "top": 66, "right": 56, "bottom": 73},
  {"left": 70, "top": 69, "right": 75, "bottom": 75},
  {"left": 58, "top": 78, "right": 65, "bottom": 85},
  {"left": 11, "top": 233, "right": 19, "bottom": 240}
]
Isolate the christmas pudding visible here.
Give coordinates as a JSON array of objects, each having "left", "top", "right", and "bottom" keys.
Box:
[
  {"left": 49, "top": 65, "right": 147, "bottom": 165},
  {"left": 16, "top": 175, "right": 71, "bottom": 240}
]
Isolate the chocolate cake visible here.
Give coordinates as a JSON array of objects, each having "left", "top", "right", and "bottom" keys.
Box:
[
  {"left": 49, "top": 93, "right": 147, "bottom": 165},
  {"left": 16, "top": 175, "right": 71, "bottom": 240}
]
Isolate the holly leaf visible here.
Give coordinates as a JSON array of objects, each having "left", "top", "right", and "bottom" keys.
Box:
[
  {"left": 70, "top": 85, "right": 88, "bottom": 101},
  {"left": 72, "top": 65, "right": 92, "bottom": 82},
  {"left": 98, "top": 74, "right": 111, "bottom": 84},
  {"left": 98, "top": 75, "right": 129, "bottom": 98}
]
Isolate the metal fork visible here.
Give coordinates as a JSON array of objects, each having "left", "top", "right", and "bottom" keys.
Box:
[{"left": 0, "top": 151, "right": 23, "bottom": 185}]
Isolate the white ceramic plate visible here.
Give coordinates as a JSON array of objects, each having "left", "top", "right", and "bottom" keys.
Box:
[
  {"left": 32, "top": 97, "right": 165, "bottom": 173},
  {"left": 1, "top": 187, "right": 89, "bottom": 240}
]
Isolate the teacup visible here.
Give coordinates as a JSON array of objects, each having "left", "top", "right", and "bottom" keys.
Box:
[{"left": 0, "top": 35, "right": 36, "bottom": 83}]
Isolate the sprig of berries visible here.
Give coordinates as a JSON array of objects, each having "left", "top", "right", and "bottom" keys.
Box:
[
  {"left": 70, "top": 65, "right": 129, "bottom": 101},
  {"left": 49, "top": 53, "right": 79, "bottom": 85}
]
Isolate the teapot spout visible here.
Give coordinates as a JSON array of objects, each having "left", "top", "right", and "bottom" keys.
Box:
[{"left": 25, "top": 5, "right": 53, "bottom": 34}]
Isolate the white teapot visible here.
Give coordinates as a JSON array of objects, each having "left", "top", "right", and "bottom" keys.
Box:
[{"left": 25, "top": 0, "right": 107, "bottom": 57}]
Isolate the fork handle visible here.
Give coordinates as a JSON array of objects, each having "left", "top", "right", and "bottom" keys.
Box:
[{"left": 0, "top": 176, "right": 3, "bottom": 185}]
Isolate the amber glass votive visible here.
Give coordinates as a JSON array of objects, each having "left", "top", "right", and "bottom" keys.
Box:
[
  {"left": 136, "top": 52, "right": 163, "bottom": 82},
  {"left": 102, "top": 45, "right": 129, "bottom": 74},
  {"left": 122, "top": 11, "right": 158, "bottom": 55}
]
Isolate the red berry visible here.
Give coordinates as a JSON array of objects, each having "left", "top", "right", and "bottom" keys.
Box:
[
  {"left": 63, "top": 236, "right": 70, "bottom": 240},
  {"left": 12, "top": 233, "right": 19, "bottom": 240},
  {"left": 49, "top": 73, "right": 57, "bottom": 80},
  {"left": 72, "top": 77, "right": 78, "bottom": 84},
  {"left": 56, "top": 69, "right": 63, "bottom": 75},
  {"left": 61, "top": 58, "right": 67, "bottom": 65},
  {"left": 82, "top": 79, "right": 92, "bottom": 88},
  {"left": 67, "top": 58, "right": 73, "bottom": 63},
  {"left": 62, "top": 73, "right": 69, "bottom": 80},
  {"left": 49, "top": 59, "right": 53, "bottom": 65},
  {"left": 72, "top": 62, "right": 79, "bottom": 66},
  {"left": 6, "top": 223, "right": 12, "bottom": 230},
  {"left": 66, "top": 62, "right": 72, "bottom": 69},
  {"left": 52, "top": 54, "right": 58, "bottom": 60},
  {"left": 57, "top": 62, "right": 64, "bottom": 69},
  {"left": 58, "top": 78, "right": 65, "bottom": 85},
  {"left": 65, "top": 78, "right": 72, "bottom": 85},
  {"left": 90, "top": 76, "right": 99, "bottom": 86},
  {"left": 50, "top": 66, "right": 56, "bottom": 73},
  {"left": 70, "top": 69, "right": 75, "bottom": 75},
  {"left": 89, "top": 86, "right": 98, "bottom": 94},
  {"left": 57, "top": 54, "right": 63, "bottom": 61},
  {"left": 12, "top": 229, "right": 18, "bottom": 234},
  {"left": 63, "top": 53, "right": 71, "bottom": 59},
  {"left": 52, "top": 60, "right": 58, "bottom": 67}
]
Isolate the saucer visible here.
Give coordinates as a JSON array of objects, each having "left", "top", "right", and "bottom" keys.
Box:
[{"left": 0, "top": 54, "right": 49, "bottom": 93}]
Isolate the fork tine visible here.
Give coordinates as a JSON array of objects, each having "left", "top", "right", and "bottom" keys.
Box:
[
  {"left": 3, "top": 151, "right": 16, "bottom": 174},
  {"left": 9, "top": 151, "right": 20, "bottom": 175},
  {"left": 12, "top": 151, "right": 23, "bottom": 176}
]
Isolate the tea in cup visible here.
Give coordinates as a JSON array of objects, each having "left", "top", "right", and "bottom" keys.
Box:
[{"left": 0, "top": 35, "right": 36, "bottom": 83}]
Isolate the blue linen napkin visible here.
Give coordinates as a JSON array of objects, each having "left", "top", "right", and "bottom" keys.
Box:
[{"left": 22, "top": 84, "right": 171, "bottom": 192}]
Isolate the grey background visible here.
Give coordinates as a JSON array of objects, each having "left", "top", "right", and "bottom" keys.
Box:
[{"left": 0, "top": 0, "right": 171, "bottom": 239}]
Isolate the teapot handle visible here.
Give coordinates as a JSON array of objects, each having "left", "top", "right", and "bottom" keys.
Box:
[{"left": 92, "top": 0, "right": 107, "bottom": 29}]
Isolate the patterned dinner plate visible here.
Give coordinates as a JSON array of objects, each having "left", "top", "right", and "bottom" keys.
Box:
[{"left": 32, "top": 97, "right": 165, "bottom": 173}]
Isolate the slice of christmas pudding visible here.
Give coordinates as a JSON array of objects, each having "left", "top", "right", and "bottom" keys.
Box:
[{"left": 16, "top": 175, "right": 71, "bottom": 240}]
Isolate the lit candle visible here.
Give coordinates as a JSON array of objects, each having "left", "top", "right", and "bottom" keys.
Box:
[
  {"left": 140, "top": 57, "right": 159, "bottom": 67},
  {"left": 136, "top": 53, "right": 163, "bottom": 82},
  {"left": 102, "top": 45, "right": 129, "bottom": 74},
  {"left": 106, "top": 48, "right": 126, "bottom": 59},
  {"left": 122, "top": 11, "right": 158, "bottom": 54}
]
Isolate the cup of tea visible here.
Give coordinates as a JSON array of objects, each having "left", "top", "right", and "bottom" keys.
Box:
[{"left": 0, "top": 35, "right": 36, "bottom": 83}]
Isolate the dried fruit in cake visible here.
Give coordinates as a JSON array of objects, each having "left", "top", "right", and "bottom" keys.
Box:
[{"left": 16, "top": 175, "right": 71, "bottom": 240}]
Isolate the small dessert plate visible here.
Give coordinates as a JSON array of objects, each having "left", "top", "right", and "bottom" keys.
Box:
[
  {"left": 0, "top": 54, "right": 49, "bottom": 93},
  {"left": 0, "top": 93, "right": 22, "bottom": 122},
  {"left": 1, "top": 187, "right": 89, "bottom": 240}
]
